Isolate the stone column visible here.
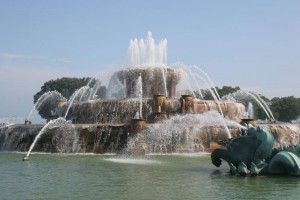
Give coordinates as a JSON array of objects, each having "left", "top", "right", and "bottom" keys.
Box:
[
  {"left": 181, "top": 95, "right": 194, "bottom": 114},
  {"left": 169, "top": 78, "right": 176, "bottom": 98},
  {"left": 153, "top": 94, "right": 167, "bottom": 121}
]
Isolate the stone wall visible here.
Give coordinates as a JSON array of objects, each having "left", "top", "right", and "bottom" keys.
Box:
[
  {"left": 0, "top": 124, "right": 129, "bottom": 154},
  {"left": 1, "top": 122, "right": 299, "bottom": 154}
]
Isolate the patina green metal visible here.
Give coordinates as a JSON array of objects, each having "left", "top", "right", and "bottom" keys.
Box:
[{"left": 211, "top": 124, "right": 300, "bottom": 176}]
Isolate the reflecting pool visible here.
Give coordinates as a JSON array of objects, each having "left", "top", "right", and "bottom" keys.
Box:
[{"left": 1, "top": 153, "right": 300, "bottom": 200}]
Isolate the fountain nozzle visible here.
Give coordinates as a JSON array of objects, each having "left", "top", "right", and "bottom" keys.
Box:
[{"left": 23, "top": 155, "right": 29, "bottom": 161}]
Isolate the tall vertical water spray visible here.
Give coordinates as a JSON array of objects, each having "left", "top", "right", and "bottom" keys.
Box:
[
  {"left": 128, "top": 32, "right": 167, "bottom": 67},
  {"left": 136, "top": 74, "right": 143, "bottom": 119},
  {"left": 161, "top": 67, "right": 168, "bottom": 97},
  {"left": 247, "top": 102, "right": 254, "bottom": 118},
  {"left": 127, "top": 32, "right": 168, "bottom": 96}
]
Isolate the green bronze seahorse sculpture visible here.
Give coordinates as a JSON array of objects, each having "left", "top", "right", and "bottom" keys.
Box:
[{"left": 211, "top": 124, "right": 300, "bottom": 176}]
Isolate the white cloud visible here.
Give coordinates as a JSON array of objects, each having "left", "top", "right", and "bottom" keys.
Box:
[
  {"left": 54, "top": 58, "right": 74, "bottom": 64},
  {"left": 0, "top": 52, "right": 76, "bottom": 66},
  {"left": 0, "top": 52, "right": 44, "bottom": 61}
]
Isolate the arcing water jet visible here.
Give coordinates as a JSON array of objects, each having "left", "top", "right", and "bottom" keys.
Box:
[{"left": 25, "top": 117, "right": 71, "bottom": 159}]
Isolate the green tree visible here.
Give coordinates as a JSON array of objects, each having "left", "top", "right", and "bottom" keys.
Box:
[
  {"left": 34, "top": 77, "right": 90, "bottom": 102},
  {"left": 270, "top": 96, "right": 300, "bottom": 122},
  {"left": 196, "top": 86, "right": 240, "bottom": 100},
  {"left": 217, "top": 86, "right": 241, "bottom": 98}
]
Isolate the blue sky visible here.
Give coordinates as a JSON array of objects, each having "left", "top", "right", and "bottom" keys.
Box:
[{"left": 0, "top": 0, "right": 299, "bottom": 120}]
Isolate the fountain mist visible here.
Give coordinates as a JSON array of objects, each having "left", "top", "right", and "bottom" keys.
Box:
[{"left": 126, "top": 111, "right": 246, "bottom": 154}]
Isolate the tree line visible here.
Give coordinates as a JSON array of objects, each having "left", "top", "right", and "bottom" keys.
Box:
[
  {"left": 198, "top": 86, "right": 300, "bottom": 122},
  {"left": 34, "top": 78, "right": 300, "bottom": 122}
]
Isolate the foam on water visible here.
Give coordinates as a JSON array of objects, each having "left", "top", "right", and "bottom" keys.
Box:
[
  {"left": 148, "top": 152, "right": 210, "bottom": 157},
  {"left": 104, "top": 157, "right": 162, "bottom": 165}
]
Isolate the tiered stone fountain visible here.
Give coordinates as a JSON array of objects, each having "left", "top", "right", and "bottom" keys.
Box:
[{"left": 0, "top": 32, "right": 299, "bottom": 155}]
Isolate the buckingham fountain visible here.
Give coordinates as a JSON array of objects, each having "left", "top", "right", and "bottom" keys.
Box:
[{"left": 0, "top": 33, "right": 300, "bottom": 163}]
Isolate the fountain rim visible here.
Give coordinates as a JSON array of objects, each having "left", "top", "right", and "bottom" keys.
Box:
[
  {"left": 181, "top": 94, "right": 194, "bottom": 98},
  {"left": 153, "top": 112, "right": 167, "bottom": 115},
  {"left": 131, "top": 118, "right": 147, "bottom": 122},
  {"left": 153, "top": 94, "right": 167, "bottom": 97},
  {"left": 122, "top": 64, "right": 169, "bottom": 70},
  {"left": 240, "top": 118, "right": 255, "bottom": 123}
]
